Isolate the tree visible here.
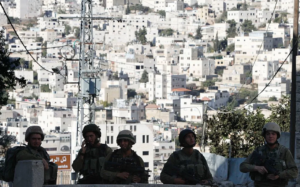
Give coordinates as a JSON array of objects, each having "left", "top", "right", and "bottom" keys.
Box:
[
  {"left": 42, "top": 42, "right": 47, "bottom": 57},
  {"left": 215, "top": 11, "right": 227, "bottom": 23},
  {"left": 0, "top": 33, "right": 26, "bottom": 108},
  {"left": 241, "top": 20, "right": 257, "bottom": 33},
  {"left": 267, "top": 96, "right": 290, "bottom": 132},
  {"left": 226, "top": 20, "right": 237, "bottom": 38},
  {"left": 226, "top": 43, "right": 235, "bottom": 52},
  {"left": 41, "top": 84, "right": 51, "bottom": 92},
  {"left": 35, "top": 37, "right": 43, "bottom": 43},
  {"left": 112, "top": 71, "right": 119, "bottom": 80},
  {"left": 268, "top": 96, "right": 277, "bottom": 101},
  {"left": 64, "top": 25, "right": 71, "bottom": 35},
  {"left": 158, "top": 10, "right": 166, "bottom": 17},
  {"left": 28, "top": 61, "right": 33, "bottom": 70},
  {"left": 57, "top": 9, "right": 66, "bottom": 14},
  {"left": 202, "top": 79, "right": 217, "bottom": 87},
  {"left": 135, "top": 28, "right": 147, "bottom": 44},
  {"left": 161, "top": 28, "right": 174, "bottom": 36},
  {"left": 74, "top": 27, "right": 80, "bottom": 39},
  {"left": 139, "top": 70, "right": 149, "bottom": 83},
  {"left": 127, "top": 89, "right": 137, "bottom": 98},
  {"left": 195, "top": 26, "right": 203, "bottom": 40},
  {"left": 202, "top": 108, "right": 266, "bottom": 158},
  {"left": 19, "top": 58, "right": 26, "bottom": 69},
  {"left": 213, "top": 32, "right": 220, "bottom": 52},
  {"left": 238, "top": 88, "right": 258, "bottom": 104},
  {"left": 126, "top": 3, "right": 131, "bottom": 15}
]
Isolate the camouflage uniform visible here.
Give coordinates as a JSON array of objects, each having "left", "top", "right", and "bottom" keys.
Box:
[
  {"left": 240, "top": 122, "right": 298, "bottom": 187},
  {"left": 160, "top": 149, "right": 213, "bottom": 184},
  {"left": 72, "top": 144, "right": 112, "bottom": 184},
  {"left": 100, "top": 149, "right": 148, "bottom": 184},
  {"left": 240, "top": 143, "right": 298, "bottom": 187},
  {"left": 16, "top": 126, "right": 57, "bottom": 185}
]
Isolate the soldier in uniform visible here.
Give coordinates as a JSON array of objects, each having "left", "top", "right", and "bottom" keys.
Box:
[
  {"left": 240, "top": 122, "right": 298, "bottom": 187},
  {"left": 160, "top": 129, "right": 213, "bottom": 185},
  {"left": 16, "top": 126, "right": 57, "bottom": 184},
  {"left": 101, "top": 130, "right": 148, "bottom": 184},
  {"left": 72, "top": 124, "right": 112, "bottom": 184}
]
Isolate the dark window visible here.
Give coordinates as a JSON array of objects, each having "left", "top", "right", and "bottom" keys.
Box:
[
  {"left": 134, "top": 126, "right": 136, "bottom": 131},
  {"left": 143, "top": 151, "right": 149, "bottom": 155},
  {"left": 143, "top": 135, "right": 145, "bottom": 143},
  {"left": 107, "top": 136, "right": 109, "bottom": 144},
  {"left": 146, "top": 135, "right": 149, "bottom": 143},
  {"left": 111, "top": 136, "right": 113, "bottom": 144},
  {"left": 144, "top": 162, "right": 149, "bottom": 167}
]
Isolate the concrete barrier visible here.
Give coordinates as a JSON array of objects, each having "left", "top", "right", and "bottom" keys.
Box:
[{"left": 14, "top": 160, "right": 44, "bottom": 187}]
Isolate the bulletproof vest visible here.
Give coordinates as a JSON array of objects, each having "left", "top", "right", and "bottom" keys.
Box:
[
  {"left": 173, "top": 150, "right": 208, "bottom": 182},
  {"left": 109, "top": 149, "right": 141, "bottom": 169},
  {"left": 250, "top": 145, "right": 287, "bottom": 182},
  {"left": 81, "top": 144, "right": 108, "bottom": 178}
]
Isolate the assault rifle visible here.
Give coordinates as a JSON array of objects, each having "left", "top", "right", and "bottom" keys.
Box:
[
  {"left": 250, "top": 150, "right": 279, "bottom": 175},
  {"left": 162, "top": 163, "right": 213, "bottom": 185},
  {"left": 104, "top": 158, "right": 151, "bottom": 183}
]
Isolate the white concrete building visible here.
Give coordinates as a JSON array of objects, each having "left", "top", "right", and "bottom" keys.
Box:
[
  {"left": 227, "top": 9, "right": 272, "bottom": 24},
  {"left": 112, "top": 98, "right": 145, "bottom": 122},
  {"left": 9, "top": 0, "right": 42, "bottom": 19},
  {"left": 14, "top": 70, "right": 34, "bottom": 83},
  {"left": 199, "top": 90, "right": 230, "bottom": 109},
  {"left": 180, "top": 96, "right": 204, "bottom": 123},
  {"left": 252, "top": 60, "right": 279, "bottom": 83},
  {"left": 257, "top": 77, "right": 290, "bottom": 101}
]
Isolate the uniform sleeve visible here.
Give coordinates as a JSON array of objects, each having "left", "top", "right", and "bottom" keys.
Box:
[
  {"left": 240, "top": 152, "right": 257, "bottom": 173},
  {"left": 200, "top": 154, "right": 213, "bottom": 180},
  {"left": 16, "top": 149, "right": 43, "bottom": 162},
  {"left": 137, "top": 156, "right": 148, "bottom": 183},
  {"left": 72, "top": 149, "right": 84, "bottom": 172},
  {"left": 278, "top": 149, "right": 298, "bottom": 179},
  {"left": 100, "top": 152, "right": 118, "bottom": 181},
  {"left": 106, "top": 146, "right": 112, "bottom": 156},
  {"left": 160, "top": 153, "right": 177, "bottom": 184}
]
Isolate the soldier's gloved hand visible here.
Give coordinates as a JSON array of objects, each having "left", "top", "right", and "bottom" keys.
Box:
[
  {"left": 174, "top": 178, "right": 185, "bottom": 184},
  {"left": 42, "top": 159, "right": 49, "bottom": 170},
  {"left": 267, "top": 174, "right": 279, "bottom": 180},
  {"left": 132, "top": 175, "right": 141, "bottom": 183},
  {"left": 254, "top": 166, "right": 268, "bottom": 174},
  {"left": 117, "top": 172, "right": 129, "bottom": 179}
]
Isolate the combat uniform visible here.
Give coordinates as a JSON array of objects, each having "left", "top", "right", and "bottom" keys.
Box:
[
  {"left": 240, "top": 143, "right": 298, "bottom": 187},
  {"left": 160, "top": 149, "right": 213, "bottom": 184},
  {"left": 101, "top": 149, "right": 148, "bottom": 184},
  {"left": 72, "top": 144, "right": 112, "bottom": 184}
]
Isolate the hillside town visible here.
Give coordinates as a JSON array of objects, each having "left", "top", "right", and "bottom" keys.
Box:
[{"left": 0, "top": 0, "right": 300, "bottom": 186}]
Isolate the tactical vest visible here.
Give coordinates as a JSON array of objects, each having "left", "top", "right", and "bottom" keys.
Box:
[
  {"left": 250, "top": 145, "right": 287, "bottom": 184},
  {"left": 107, "top": 149, "right": 142, "bottom": 184},
  {"left": 81, "top": 144, "right": 108, "bottom": 178},
  {"left": 173, "top": 150, "right": 208, "bottom": 183}
]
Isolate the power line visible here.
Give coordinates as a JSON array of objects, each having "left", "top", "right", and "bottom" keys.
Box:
[
  {"left": 0, "top": 1, "right": 54, "bottom": 73},
  {"left": 9, "top": 45, "right": 70, "bottom": 53},
  {"left": 248, "top": 36, "right": 299, "bottom": 103},
  {"left": 235, "top": 0, "right": 278, "bottom": 94}
]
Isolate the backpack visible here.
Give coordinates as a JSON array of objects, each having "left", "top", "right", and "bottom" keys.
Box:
[{"left": 2, "top": 146, "right": 26, "bottom": 182}]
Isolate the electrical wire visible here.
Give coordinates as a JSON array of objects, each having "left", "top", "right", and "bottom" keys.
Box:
[
  {"left": 234, "top": 0, "right": 278, "bottom": 94},
  {"left": 247, "top": 36, "right": 299, "bottom": 103},
  {"left": 9, "top": 45, "right": 70, "bottom": 53},
  {"left": 0, "top": 1, "right": 54, "bottom": 73}
]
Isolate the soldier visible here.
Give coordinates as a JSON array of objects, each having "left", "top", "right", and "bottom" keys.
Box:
[
  {"left": 72, "top": 124, "right": 112, "bottom": 184},
  {"left": 160, "top": 129, "right": 213, "bottom": 185},
  {"left": 101, "top": 130, "right": 148, "bottom": 184},
  {"left": 16, "top": 126, "right": 57, "bottom": 184},
  {"left": 240, "top": 122, "right": 298, "bottom": 187}
]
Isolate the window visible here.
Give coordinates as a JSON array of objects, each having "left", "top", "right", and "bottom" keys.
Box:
[
  {"left": 143, "top": 135, "right": 145, "bottom": 143},
  {"left": 143, "top": 151, "right": 149, "bottom": 155},
  {"left": 111, "top": 136, "right": 113, "bottom": 144},
  {"left": 111, "top": 126, "right": 113, "bottom": 132},
  {"left": 107, "top": 136, "right": 110, "bottom": 144},
  {"left": 146, "top": 135, "right": 149, "bottom": 143},
  {"left": 144, "top": 162, "right": 149, "bottom": 167},
  {"left": 134, "top": 126, "right": 136, "bottom": 131}
]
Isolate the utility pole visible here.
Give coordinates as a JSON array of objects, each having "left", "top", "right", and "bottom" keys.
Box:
[
  {"left": 76, "top": 0, "right": 101, "bottom": 146},
  {"left": 290, "top": 0, "right": 299, "bottom": 158}
]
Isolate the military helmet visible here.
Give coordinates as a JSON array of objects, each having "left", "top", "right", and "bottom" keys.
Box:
[
  {"left": 117, "top": 130, "right": 135, "bottom": 145},
  {"left": 179, "top": 129, "right": 196, "bottom": 147},
  {"left": 82, "top": 124, "right": 101, "bottom": 138},
  {"left": 25, "top": 126, "right": 44, "bottom": 142},
  {"left": 262, "top": 122, "right": 281, "bottom": 138}
]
